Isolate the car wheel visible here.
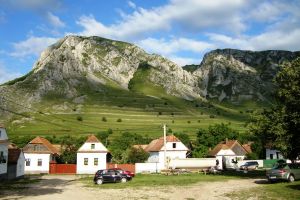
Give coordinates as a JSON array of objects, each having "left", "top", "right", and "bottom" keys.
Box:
[
  {"left": 121, "top": 178, "right": 127, "bottom": 183},
  {"left": 288, "top": 175, "right": 295, "bottom": 183},
  {"left": 96, "top": 179, "right": 103, "bottom": 185}
]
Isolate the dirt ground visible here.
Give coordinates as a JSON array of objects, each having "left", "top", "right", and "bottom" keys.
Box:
[{"left": 0, "top": 175, "right": 263, "bottom": 200}]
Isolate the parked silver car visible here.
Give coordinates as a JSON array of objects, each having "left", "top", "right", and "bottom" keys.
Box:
[
  {"left": 240, "top": 161, "right": 259, "bottom": 170},
  {"left": 266, "top": 163, "right": 300, "bottom": 182}
]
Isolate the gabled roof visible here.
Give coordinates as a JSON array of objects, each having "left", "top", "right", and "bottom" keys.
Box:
[
  {"left": 85, "top": 134, "right": 101, "bottom": 143},
  {"left": 77, "top": 134, "right": 108, "bottom": 153},
  {"left": 242, "top": 143, "right": 252, "bottom": 154},
  {"left": 209, "top": 139, "right": 248, "bottom": 157},
  {"left": 8, "top": 143, "right": 22, "bottom": 164},
  {"left": 23, "top": 136, "right": 59, "bottom": 154},
  {"left": 144, "top": 135, "right": 182, "bottom": 152},
  {"left": 8, "top": 149, "right": 21, "bottom": 164}
]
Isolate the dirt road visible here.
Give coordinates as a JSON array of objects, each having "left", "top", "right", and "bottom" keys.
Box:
[{"left": 0, "top": 175, "right": 262, "bottom": 200}]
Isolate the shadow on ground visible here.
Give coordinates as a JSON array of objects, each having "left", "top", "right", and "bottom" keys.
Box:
[
  {"left": 286, "top": 184, "right": 300, "bottom": 190},
  {"left": 0, "top": 175, "right": 77, "bottom": 200}
]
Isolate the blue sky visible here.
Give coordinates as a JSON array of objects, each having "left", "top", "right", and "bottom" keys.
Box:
[{"left": 0, "top": 0, "right": 300, "bottom": 83}]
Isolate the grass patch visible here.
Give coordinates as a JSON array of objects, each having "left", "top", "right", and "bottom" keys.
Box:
[
  {"left": 80, "top": 173, "right": 243, "bottom": 189},
  {"left": 226, "top": 181, "right": 300, "bottom": 200}
]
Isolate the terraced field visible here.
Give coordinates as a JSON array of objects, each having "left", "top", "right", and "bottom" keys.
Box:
[{"left": 5, "top": 83, "right": 261, "bottom": 140}]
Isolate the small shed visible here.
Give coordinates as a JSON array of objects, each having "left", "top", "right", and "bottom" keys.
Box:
[{"left": 7, "top": 143, "right": 25, "bottom": 179}]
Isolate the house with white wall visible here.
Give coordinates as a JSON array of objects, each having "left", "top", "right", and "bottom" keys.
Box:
[
  {"left": 0, "top": 125, "right": 9, "bottom": 180},
  {"left": 76, "top": 135, "right": 108, "bottom": 174},
  {"left": 266, "top": 149, "right": 284, "bottom": 160},
  {"left": 7, "top": 143, "right": 25, "bottom": 179},
  {"left": 208, "top": 139, "right": 251, "bottom": 169},
  {"left": 23, "top": 136, "right": 59, "bottom": 174},
  {"left": 135, "top": 135, "right": 189, "bottom": 172}
]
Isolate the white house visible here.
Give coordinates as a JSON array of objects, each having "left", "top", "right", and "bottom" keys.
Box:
[
  {"left": 266, "top": 149, "right": 284, "bottom": 160},
  {"left": 136, "top": 135, "right": 189, "bottom": 172},
  {"left": 76, "top": 135, "right": 108, "bottom": 174},
  {"left": 7, "top": 143, "right": 25, "bottom": 179},
  {"left": 208, "top": 139, "right": 251, "bottom": 169},
  {"left": 23, "top": 136, "right": 59, "bottom": 174},
  {"left": 0, "top": 125, "right": 9, "bottom": 180}
]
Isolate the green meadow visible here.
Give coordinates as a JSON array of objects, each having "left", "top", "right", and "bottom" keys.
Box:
[{"left": 4, "top": 68, "right": 266, "bottom": 140}]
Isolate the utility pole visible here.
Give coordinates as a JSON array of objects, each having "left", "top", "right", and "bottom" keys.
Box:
[{"left": 163, "top": 124, "right": 167, "bottom": 169}]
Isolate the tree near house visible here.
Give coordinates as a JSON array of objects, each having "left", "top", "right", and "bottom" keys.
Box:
[
  {"left": 248, "top": 58, "right": 300, "bottom": 160},
  {"left": 124, "top": 147, "right": 149, "bottom": 164},
  {"left": 109, "top": 132, "right": 152, "bottom": 163},
  {"left": 58, "top": 135, "right": 86, "bottom": 164},
  {"left": 192, "top": 123, "right": 240, "bottom": 157}
]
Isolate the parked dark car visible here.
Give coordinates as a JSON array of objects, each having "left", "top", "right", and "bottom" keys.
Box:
[
  {"left": 240, "top": 161, "right": 259, "bottom": 170},
  {"left": 266, "top": 163, "right": 300, "bottom": 183},
  {"left": 93, "top": 169, "right": 132, "bottom": 185},
  {"left": 109, "top": 167, "right": 135, "bottom": 177}
]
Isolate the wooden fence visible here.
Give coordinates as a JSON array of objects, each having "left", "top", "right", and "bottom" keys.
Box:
[{"left": 49, "top": 163, "right": 76, "bottom": 174}]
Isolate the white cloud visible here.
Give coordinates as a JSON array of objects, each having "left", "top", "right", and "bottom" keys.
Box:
[
  {"left": 0, "top": 62, "right": 22, "bottom": 84},
  {"left": 207, "top": 28, "right": 300, "bottom": 51},
  {"left": 138, "top": 37, "right": 215, "bottom": 55},
  {"left": 76, "top": 0, "right": 247, "bottom": 40},
  {"left": 137, "top": 37, "right": 212, "bottom": 66},
  {"left": 168, "top": 56, "right": 201, "bottom": 66},
  {"left": 128, "top": 1, "right": 136, "bottom": 9},
  {"left": 248, "top": 1, "right": 283, "bottom": 22},
  {"left": 46, "top": 12, "right": 65, "bottom": 28},
  {"left": 10, "top": 36, "right": 58, "bottom": 57}
]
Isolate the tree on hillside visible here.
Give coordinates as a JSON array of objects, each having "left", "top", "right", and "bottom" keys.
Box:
[
  {"left": 192, "top": 123, "right": 240, "bottom": 157},
  {"left": 248, "top": 58, "right": 300, "bottom": 160}
]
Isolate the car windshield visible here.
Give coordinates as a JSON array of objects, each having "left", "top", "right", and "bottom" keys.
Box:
[{"left": 272, "top": 163, "right": 287, "bottom": 169}]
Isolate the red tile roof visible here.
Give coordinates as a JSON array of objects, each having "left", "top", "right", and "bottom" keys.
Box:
[
  {"left": 8, "top": 145, "right": 21, "bottom": 164},
  {"left": 242, "top": 143, "right": 252, "bottom": 154},
  {"left": 85, "top": 134, "right": 100, "bottom": 143},
  {"left": 144, "top": 135, "right": 181, "bottom": 152},
  {"left": 209, "top": 140, "right": 247, "bottom": 156},
  {"left": 26, "top": 136, "right": 59, "bottom": 154}
]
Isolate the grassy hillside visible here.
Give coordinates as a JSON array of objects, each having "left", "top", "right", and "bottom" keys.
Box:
[{"left": 4, "top": 68, "right": 264, "bottom": 141}]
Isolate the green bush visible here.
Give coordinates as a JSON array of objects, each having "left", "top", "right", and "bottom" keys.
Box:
[
  {"left": 102, "top": 116, "right": 107, "bottom": 122},
  {"left": 117, "top": 118, "right": 122, "bottom": 122},
  {"left": 76, "top": 116, "right": 83, "bottom": 121}
]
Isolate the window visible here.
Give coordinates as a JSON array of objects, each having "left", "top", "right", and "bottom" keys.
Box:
[
  {"left": 0, "top": 130, "right": 2, "bottom": 137},
  {"left": 91, "top": 144, "right": 95, "bottom": 149},
  {"left": 276, "top": 152, "right": 280, "bottom": 159},
  {"left": 172, "top": 143, "right": 176, "bottom": 148},
  {"left": 94, "top": 158, "right": 98, "bottom": 166},
  {"left": 84, "top": 158, "right": 88, "bottom": 165},
  {"left": 270, "top": 154, "right": 273, "bottom": 159},
  {"left": 25, "top": 159, "right": 31, "bottom": 166},
  {"left": 37, "top": 159, "right": 42, "bottom": 166}
]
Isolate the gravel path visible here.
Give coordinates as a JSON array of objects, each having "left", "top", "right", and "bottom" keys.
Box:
[{"left": 0, "top": 175, "right": 263, "bottom": 200}]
